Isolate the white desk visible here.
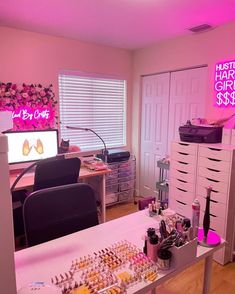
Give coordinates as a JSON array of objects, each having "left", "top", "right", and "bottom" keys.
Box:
[
  {"left": 10, "top": 167, "right": 111, "bottom": 223},
  {"left": 15, "top": 210, "right": 224, "bottom": 294}
]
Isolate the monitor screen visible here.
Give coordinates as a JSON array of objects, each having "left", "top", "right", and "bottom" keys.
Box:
[{"left": 4, "top": 129, "right": 59, "bottom": 165}]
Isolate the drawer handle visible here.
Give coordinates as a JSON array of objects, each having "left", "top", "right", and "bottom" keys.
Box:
[
  {"left": 210, "top": 228, "right": 216, "bottom": 232},
  {"left": 207, "top": 168, "right": 220, "bottom": 172},
  {"left": 176, "top": 200, "right": 186, "bottom": 206},
  {"left": 208, "top": 147, "right": 222, "bottom": 151},
  {"left": 178, "top": 161, "right": 188, "bottom": 165},
  {"left": 212, "top": 189, "right": 218, "bottom": 193},
  {"left": 209, "top": 213, "right": 217, "bottom": 218},
  {"left": 206, "top": 177, "right": 219, "bottom": 183},
  {"left": 177, "top": 170, "right": 188, "bottom": 174},
  {"left": 177, "top": 179, "right": 187, "bottom": 183},
  {"left": 210, "top": 199, "right": 218, "bottom": 204},
  {"left": 179, "top": 143, "right": 190, "bottom": 146},
  {"left": 178, "top": 152, "right": 189, "bottom": 156},
  {"left": 207, "top": 157, "right": 221, "bottom": 162},
  {"left": 176, "top": 187, "right": 187, "bottom": 192}
]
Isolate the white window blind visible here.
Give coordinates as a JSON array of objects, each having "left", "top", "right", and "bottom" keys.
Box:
[{"left": 59, "top": 73, "right": 127, "bottom": 151}]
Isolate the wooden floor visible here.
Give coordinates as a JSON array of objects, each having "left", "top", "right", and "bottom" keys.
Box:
[{"left": 106, "top": 201, "right": 235, "bottom": 294}]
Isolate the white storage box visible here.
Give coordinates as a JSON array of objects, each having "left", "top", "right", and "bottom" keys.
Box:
[{"left": 169, "top": 238, "right": 197, "bottom": 268}]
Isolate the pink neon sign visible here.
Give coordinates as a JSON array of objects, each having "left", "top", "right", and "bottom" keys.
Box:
[
  {"left": 12, "top": 106, "right": 55, "bottom": 130},
  {"left": 214, "top": 60, "right": 235, "bottom": 107}
]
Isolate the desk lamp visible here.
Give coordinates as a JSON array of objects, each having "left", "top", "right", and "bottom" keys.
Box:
[
  {"left": 198, "top": 186, "right": 221, "bottom": 247},
  {"left": 66, "top": 126, "right": 109, "bottom": 163}
]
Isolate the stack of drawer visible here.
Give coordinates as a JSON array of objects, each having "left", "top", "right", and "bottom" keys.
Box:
[
  {"left": 169, "top": 142, "right": 198, "bottom": 218},
  {"left": 196, "top": 145, "right": 233, "bottom": 265},
  {"left": 105, "top": 156, "right": 136, "bottom": 205}
]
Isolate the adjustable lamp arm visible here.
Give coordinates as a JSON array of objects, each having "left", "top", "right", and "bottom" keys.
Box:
[{"left": 66, "top": 126, "right": 108, "bottom": 162}]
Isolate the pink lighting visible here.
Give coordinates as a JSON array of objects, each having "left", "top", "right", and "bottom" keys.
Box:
[
  {"left": 214, "top": 60, "right": 235, "bottom": 107},
  {"left": 0, "top": 82, "right": 57, "bottom": 130},
  {"left": 12, "top": 106, "right": 54, "bottom": 130}
]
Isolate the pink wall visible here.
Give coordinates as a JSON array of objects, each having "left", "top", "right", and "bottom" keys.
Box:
[
  {"left": 0, "top": 26, "right": 133, "bottom": 147},
  {"left": 132, "top": 20, "right": 235, "bottom": 145},
  {"left": 132, "top": 20, "right": 235, "bottom": 191}
]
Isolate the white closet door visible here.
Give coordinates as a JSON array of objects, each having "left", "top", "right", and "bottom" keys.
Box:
[
  {"left": 140, "top": 73, "right": 170, "bottom": 197},
  {"left": 167, "top": 67, "right": 207, "bottom": 151}
]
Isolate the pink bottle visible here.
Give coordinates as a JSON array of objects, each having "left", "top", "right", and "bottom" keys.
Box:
[{"left": 147, "top": 234, "right": 159, "bottom": 262}]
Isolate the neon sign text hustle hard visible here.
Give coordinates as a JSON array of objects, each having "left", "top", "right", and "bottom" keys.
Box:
[{"left": 214, "top": 60, "right": 235, "bottom": 106}]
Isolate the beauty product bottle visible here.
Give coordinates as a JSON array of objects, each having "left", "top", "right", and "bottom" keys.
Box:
[
  {"left": 192, "top": 199, "right": 200, "bottom": 238},
  {"left": 147, "top": 234, "right": 159, "bottom": 262}
]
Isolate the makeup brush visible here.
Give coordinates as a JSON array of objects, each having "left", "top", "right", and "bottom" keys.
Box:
[{"left": 203, "top": 186, "right": 212, "bottom": 243}]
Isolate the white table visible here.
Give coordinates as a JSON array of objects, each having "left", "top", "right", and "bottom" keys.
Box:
[{"left": 15, "top": 210, "right": 224, "bottom": 294}]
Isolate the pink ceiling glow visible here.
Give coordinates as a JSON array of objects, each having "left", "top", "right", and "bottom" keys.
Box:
[{"left": 0, "top": 0, "right": 235, "bottom": 49}]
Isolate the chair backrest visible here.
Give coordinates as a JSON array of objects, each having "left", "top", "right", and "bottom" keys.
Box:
[
  {"left": 23, "top": 183, "right": 99, "bottom": 246},
  {"left": 33, "top": 157, "right": 81, "bottom": 192}
]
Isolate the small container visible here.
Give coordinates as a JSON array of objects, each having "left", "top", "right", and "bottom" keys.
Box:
[
  {"left": 157, "top": 249, "right": 172, "bottom": 270},
  {"left": 147, "top": 234, "right": 159, "bottom": 262}
]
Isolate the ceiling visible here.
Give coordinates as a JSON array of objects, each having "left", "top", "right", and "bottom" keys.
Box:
[{"left": 0, "top": 0, "right": 235, "bottom": 50}]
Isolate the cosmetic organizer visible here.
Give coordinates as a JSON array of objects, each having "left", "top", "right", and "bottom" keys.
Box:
[
  {"left": 169, "top": 238, "right": 197, "bottom": 269},
  {"left": 105, "top": 155, "right": 136, "bottom": 205}
]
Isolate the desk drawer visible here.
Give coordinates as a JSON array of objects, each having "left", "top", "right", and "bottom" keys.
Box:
[
  {"left": 170, "top": 168, "right": 196, "bottom": 184},
  {"left": 170, "top": 185, "right": 194, "bottom": 205},
  {"left": 171, "top": 142, "right": 197, "bottom": 156},
  {"left": 197, "top": 156, "right": 230, "bottom": 172},
  {"left": 196, "top": 185, "right": 227, "bottom": 204},
  {"left": 197, "top": 195, "right": 227, "bottom": 220},
  {"left": 199, "top": 146, "right": 231, "bottom": 162},
  {"left": 197, "top": 176, "right": 228, "bottom": 194},
  {"left": 170, "top": 177, "right": 195, "bottom": 193},
  {"left": 169, "top": 198, "right": 191, "bottom": 218},
  {"left": 172, "top": 151, "right": 197, "bottom": 165},
  {"left": 197, "top": 166, "right": 229, "bottom": 184}
]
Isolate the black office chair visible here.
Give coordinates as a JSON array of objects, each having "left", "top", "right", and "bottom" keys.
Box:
[
  {"left": 23, "top": 183, "right": 99, "bottom": 247},
  {"left": 33, "top": 157, "right": 81, "bottom": 191},
  {"left": 12, "top": 156, "right": 81, "bottom": 241}
]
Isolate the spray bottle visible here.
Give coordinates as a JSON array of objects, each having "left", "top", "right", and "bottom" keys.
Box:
[{"left": 192, "top": 199, "right": 200, "bottom": 238}]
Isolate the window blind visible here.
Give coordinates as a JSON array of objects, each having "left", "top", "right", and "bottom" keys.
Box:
[{"left": 59, "top": 73, "right": 127, "bottom": 151}]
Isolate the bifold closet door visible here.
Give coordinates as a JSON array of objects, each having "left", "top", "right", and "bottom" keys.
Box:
[
  {"left": 167, "top": 67, "right": 207, "bottom": 150},
  {"left": 140, "top": 73, "right": 170, "bottom": 197}
]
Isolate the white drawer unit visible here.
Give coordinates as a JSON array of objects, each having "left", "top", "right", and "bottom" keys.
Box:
[
  {"left": 171, "top": 168, "right": 196, "bottom": 184},
  {"left": 170, "top": 185, "right": 194, "bottom": 205},
  {"left": 169, "top": 142, "right": 198, "bottom": 223},
  {"left": 197, "top": 156, "right": 230, "bottom": 172},
  {"left": 171, "top": 141, "right": 198, "bottom": 156},
  {"left": 171, "top": 159, "right": 196, "bottom": 174},
  {"left": 198, "top": 145, "right": 231, "bottom": 162},
  {"left": 197, "top": 166, "right": 229, "bottom": 184},
  {"left": 169, "top": 141, "right": 235, "bottom": 265}
]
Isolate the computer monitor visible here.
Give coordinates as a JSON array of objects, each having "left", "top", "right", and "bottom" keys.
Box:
[{"left": 4, "top": 129, "right": 59, "bottom": 170}]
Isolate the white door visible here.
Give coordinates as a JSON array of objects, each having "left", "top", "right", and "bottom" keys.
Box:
[
  {"left": 140, "top": 73, "right": 170, "bottom": 197},
  {"left": 167, "top": 67, "right": 207, "bottom": 151},
  {"left": 140, "top": 67, "right": 207, "bottom": 197}
]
